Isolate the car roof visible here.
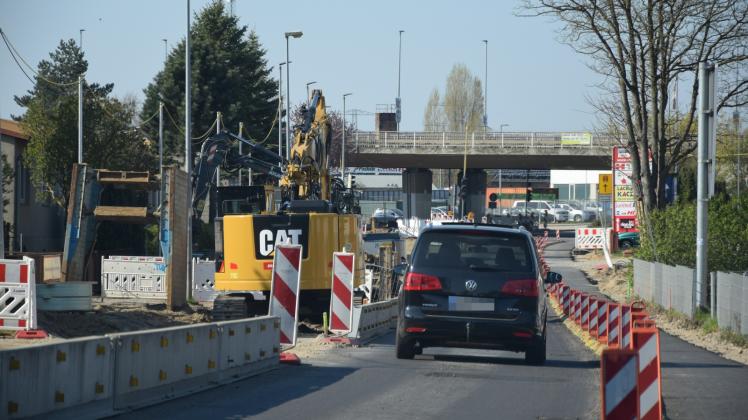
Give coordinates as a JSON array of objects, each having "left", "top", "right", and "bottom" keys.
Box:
[{"left": 420, "top": 222, "right": 533, "bottom": 239}]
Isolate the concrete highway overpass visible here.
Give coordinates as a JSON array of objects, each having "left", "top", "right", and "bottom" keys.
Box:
[{"left": 348, "top": 131, "right": 617, "bottom": 170}]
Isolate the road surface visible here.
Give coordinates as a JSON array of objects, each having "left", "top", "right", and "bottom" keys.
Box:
[{"left": 119, "top": 237, "right": 748, "bottom": 420}]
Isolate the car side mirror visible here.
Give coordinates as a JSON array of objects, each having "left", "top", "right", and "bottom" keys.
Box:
[{"left": 545, "top": 271, "right": 563, "bottom": 284}]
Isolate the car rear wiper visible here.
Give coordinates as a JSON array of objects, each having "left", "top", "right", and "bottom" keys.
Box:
[{"left": 468, "top": 264, "right": 501, "bottom": 272}]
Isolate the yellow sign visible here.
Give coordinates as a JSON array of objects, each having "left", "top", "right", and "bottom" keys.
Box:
[
  {"left": 561, "top": 133, "right": 592, "bottom": 145},
  {"left": 598, "top": 173, "right": 612, "bottom": 195},
  {"left": 615, "top": 185, "right": 634, "bottom": 201}
]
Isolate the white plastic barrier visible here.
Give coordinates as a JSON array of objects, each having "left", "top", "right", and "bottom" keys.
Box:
[
  {"left": 347, "top": 299, "right": 398, "bottom": 343},
  {"left": 0, "top": 336, "right": 115, "bottom": 419},
  {"left": 0, "top": 257, "right": 37, "bottom": 331},
  {"left": 574, "top": 227, "right": 605, "bottom": 250},
  {"left": 192, "top": 258, "right": 220, "bottom": 303},
  {"left": 215, "top": 316, "right": 280, "bottom": 379},
  {"left": 101, "top": 256, "right": 166, "bottom": 300}
]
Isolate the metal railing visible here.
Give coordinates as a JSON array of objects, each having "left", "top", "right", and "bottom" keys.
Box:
[{"left": 352, "top": 131, "right": 621, "bottom": 152}]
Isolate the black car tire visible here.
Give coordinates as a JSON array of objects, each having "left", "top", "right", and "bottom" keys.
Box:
[
  {"left": 573, "top": 215, "right": 582, "bottom": 222},
  {"left": 525, "top": 330, "right": 547, "bottom": 365},
  {"left": 396, "top": 333, "right": 416, "bottom": 359},
  {"left": 619, "top": 239, "right": 634, "bottom": 250}
]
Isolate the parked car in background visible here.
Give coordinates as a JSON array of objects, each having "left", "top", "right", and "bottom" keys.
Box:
[
  {"left": 555, "top": 203, "right": 596, "bottom": 222},
  {"left": 618, "top": 231, "right": 640, "bottom": 249},
  {"left": 431, "top": 206, "right": 450, "bottom": 219},
  {"left": 512, "top": 201, "right": 569, "bottom": 222},
  {"left": 372, "top": 208, "right": 404, "bottom": 225}
]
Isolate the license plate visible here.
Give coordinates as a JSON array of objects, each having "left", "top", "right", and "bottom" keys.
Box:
[{"left": 448, "top": 296, "right": 494, "bottom": 311}]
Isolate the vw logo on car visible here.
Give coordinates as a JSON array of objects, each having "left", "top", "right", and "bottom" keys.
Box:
[{"left": 465, "top": 280, "right": 478, "bottom": 292}]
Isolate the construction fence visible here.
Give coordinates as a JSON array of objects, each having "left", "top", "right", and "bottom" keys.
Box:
[{"left": 633, "top": 258, "right": 748, "bottom": 336}]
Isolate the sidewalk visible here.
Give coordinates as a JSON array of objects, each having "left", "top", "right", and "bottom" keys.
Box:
[{"left": 543, "top": 239, "right": 748, "bottom": 420}]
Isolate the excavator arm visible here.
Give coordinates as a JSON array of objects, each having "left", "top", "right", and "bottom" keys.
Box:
[{"left": 192, "top": 131, "right": 284, "bottom": 220}]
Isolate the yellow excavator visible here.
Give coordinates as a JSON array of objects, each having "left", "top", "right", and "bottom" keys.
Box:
[{"left": 192, "top": 89, "right": 362, "bottom": 319}]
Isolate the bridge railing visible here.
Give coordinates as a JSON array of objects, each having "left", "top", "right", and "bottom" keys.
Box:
[{"left": 352, "top": 131, "right": 621, "bottom": 152}]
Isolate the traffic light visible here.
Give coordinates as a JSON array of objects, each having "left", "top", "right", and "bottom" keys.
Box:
[
  {"left": 525, "top": 187, "right": 533, "bottom": 202},
  {"left": 488, "top": 192, "right": 498, "bottom": 209},
  {"left": 459, "top": 177, "right": 469, "bottom": 200}
]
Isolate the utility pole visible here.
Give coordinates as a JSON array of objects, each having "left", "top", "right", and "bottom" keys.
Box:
[
  {"left": 78, "top": 74, "right": 83, "bottom": 163},
  {"left": 284, "top": 31, "right": 303, "bottom": 160},
  {"left": 159, "top": 101, "right": 164, "bottom": 181},
  {"left": 162, "top": 39, "right": 168, "bottom": 61},
  {"left": 79, "top": 29, "right": 85, "bottom": 49},
  {"left": 185, "top": 0, "right": 193, "bottom": 299},
  {"left": 482, "top": 39, "right": 488, "bottom": 131},
  {"left": 216, "top": 112, "right": 222, "bottom": 186},
  {"left": 696, "top": 62, "right": 717, "bottom": 311},
  {"left": 0, "top": 127, "right": 4, "bottom": 258},
  {"left": 238, "top": 122, "right": 244, "bottom": 186},
  {"left": 396, "top": 30, "right": 404, "bottom": 132},
  {"left": 278, "top": 61, "right": 288, "bottom": 162},
  {"left": 342, "top": 93, "right": 352, "bottom": 175}
]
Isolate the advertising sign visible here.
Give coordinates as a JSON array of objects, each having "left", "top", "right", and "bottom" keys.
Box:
[{"left": 612, "top": 147, "right": 638, "bottom": 233}]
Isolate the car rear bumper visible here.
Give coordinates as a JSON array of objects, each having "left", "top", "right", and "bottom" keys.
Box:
[{"left": 399, "top": 305, "right": 540, "bottom": 352}]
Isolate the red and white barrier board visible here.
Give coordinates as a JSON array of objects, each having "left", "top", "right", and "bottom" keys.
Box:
[
  {"left": 588, "top": 297, "right": 599, "bottom": 337},
  {"left": 574, "top": 228, "right": 605, "bottom": 250},
  {"left": 598, "top": 300, "right": 609, "bottom": 342},
  {"left": 633, "top": 326, "right": 662, "bottom": 420},
  {"left": 269, "top": 244, "right": 303, "bottom": 346},
  {"left": 580, "top": 293, "right": 590, "bottom": 329},
  {"left": 621, "top": 305, "right": 632, "bottom": 349},
  {"left": 607, "top": 302, "right": 621, "bottom": 348},
  {"left": 0, "top": 258, "right": 37, "bottom": 331},
  {"left": 601, "top": 349, "right": 640, "bottom": 420},
  {"left": 329, "top": 252, "right": 355, "bottom": 333}
]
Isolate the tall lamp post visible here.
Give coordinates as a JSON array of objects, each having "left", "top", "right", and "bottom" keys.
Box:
[
  {"left": 396, "top": 30, "right": 404, "bottom": 131},
  {"left": 498, "top": 124, "right": 509, "bottom": 213},
  {"left": 284, "top": 31, "right": 303, "bottom": 160},
  {"left": 162, "top": 38, "right": 168, "bottom": 61},
  {"left": 306, "top": 81, "right": 317, "bottom": 105},
  {"left": 342, "top": 93, "right": 352, "bottom": 176},
  {"left": 278, "top": 61, "right": 289, "bottom": 160},
  {"left": 482, "top": 40, "right": 488, "bottom": 131}
]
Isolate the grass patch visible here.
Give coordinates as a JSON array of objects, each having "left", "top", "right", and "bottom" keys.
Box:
[
  {"left": 694, "top": 309, "right": 719, "bottom": 334},
  {"left": 720, "top": 330, "right": 748, "bottom": 348}
]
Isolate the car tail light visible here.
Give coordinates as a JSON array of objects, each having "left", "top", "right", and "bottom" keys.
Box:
[
  {"left": 501, "top": 279, "right": 539, "bottom": 297},
  {"left": 403, "top": 272, "right": 442, "bottom": 291},
  {"left": 512, "top": 331, "right": 533, "bottom": 338},
  {"left": 406, "top": 327, "right": 427, "bottom": 333}
]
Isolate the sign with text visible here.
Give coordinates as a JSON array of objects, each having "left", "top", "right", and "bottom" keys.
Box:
[
  {"left": 598, "top": 173, "right": 612, "bottom": 195},
  {"left": 612, "top": 147, "right": 638, "bottom": 233}
]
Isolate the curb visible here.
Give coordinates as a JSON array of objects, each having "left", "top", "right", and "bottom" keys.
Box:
[{"left": 549, "top": 294, "right": 604, "bottom": 356}]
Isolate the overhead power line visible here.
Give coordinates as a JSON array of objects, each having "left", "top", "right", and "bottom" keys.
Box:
[{"left": 0, "top": 27, "right": 79, "bottom": 87}]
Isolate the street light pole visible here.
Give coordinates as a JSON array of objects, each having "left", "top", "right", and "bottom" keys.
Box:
[
  {"left": 306, "top": 81, "right": 317, "bottom": 105},
  {"left": 482, "top": 40, "right": 488, "bottom": 131},
  {"left": 284, "top": 31, "right": 303, "bottom": 161},
  {"left": 162, "top": 38, "right": 168, "bottom": 61},
  {"left": 342, "top": 93, "right": 352, "bottom": 175},
  {"left": 79, "top": 29, "right": 85, "bottom": 48},
  {"left": 278, "top": 61, "right": 289, "bottom": 161},
  {"left": 397, "top": 30, "right": 404, "bottom": 131}
]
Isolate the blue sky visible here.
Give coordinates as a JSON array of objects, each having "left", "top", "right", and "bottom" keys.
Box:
[{"left": 0, "top": 0, "right": 603, "bottom": 132}]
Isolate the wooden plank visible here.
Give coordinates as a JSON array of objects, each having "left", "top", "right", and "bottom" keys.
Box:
[
  {"left": 97, "top": 169, "right": 158, "bottom": 189},
  {"left": 93, "top": 206, "right": 155, "bottom": 223}
]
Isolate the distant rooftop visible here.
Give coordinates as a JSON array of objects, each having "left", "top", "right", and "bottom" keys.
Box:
[{"left": 0, "top": 119, "right": 29, "bottom": 141}]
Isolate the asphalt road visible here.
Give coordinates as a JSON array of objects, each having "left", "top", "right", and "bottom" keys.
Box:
[
  {"left": 543, "top": 238, "right": 748, "bottom": 420},
  {"left": 119, "top": 237, "right": 748, "bottom": 420},
  {"left": 120, "top": 241, "right": 600, "bottom": 419}
]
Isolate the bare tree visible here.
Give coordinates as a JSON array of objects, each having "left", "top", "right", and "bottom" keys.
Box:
[
  {"left": 423, "top": 88, "right": 446, "bottom": 132},
  {"left": 523, "top": 0, "right": 747, "bottom": 211},
  {"left": 443, "top": 63, "right": 485, "bottom": 133}
]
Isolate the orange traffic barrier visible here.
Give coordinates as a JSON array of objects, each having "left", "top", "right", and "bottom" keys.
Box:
[
  {"left": 601, "top": 348, "right": 639, "bottom": 420},
  {"left": 632, "top": 324, "right": 662, "bottom": 420}
]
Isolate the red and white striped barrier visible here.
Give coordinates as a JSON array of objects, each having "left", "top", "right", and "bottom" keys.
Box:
[
  {"left": 580, "top": 293, "right": 590, "bottom": 329},
  {"left": 621, "top": 304, "right": 632, "bottom": 349},
  {"left": 601, "top": 349, "right": 640, "bottom": 420},
  {"left": 0, "top": 258, "right": 38, "bottom": 331},
  {"left": 556, "top": 229, "right": 560, "bottom": 239},
  {"left": 633, "top": 325, "right": 662, "bottom": 420},
  {"left": 575, "top": 228, "right": 605, "bottom": 250},
  {"left": 597, "top": 300, "right": 609, "bottom": 343},
  {"left": 269, "top": 244, "right": 303, "bottom": 346},
  {"left": 588, "top": 297, "right": 599, "bottom": 337},
  {"left": 329, "top": 252, "right": 355, "bottom": 333},
  {"left": 607, "top": 302, "right": 621, "bottom": 348},
  {"left": 562, "top": 285, "right": 571, "bottom": 315},
  {"left": 573, "top": 290, "right": 582, "bottom": 324}
]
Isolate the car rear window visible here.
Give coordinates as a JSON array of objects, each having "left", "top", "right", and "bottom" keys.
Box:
[{"left": 413, "top": 230, "right": 535, "bottom": 274}]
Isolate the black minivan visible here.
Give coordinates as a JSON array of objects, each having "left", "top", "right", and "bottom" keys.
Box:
[{"left": 396, "top": 223, "right": 562, "bottom": 364}]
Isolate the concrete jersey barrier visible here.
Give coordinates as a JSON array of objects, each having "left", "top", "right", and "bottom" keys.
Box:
[
  {"left": 347, "top": 299, "right": 398, "bottom": 344},
  {"left": 0, "top": 316, "right": 280, "bottom": 419}
]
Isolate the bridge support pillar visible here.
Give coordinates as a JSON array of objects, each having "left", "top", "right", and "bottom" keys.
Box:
[
  {"left": 460, "top": 169, "right": 487, "bottom": 218},
  {"left": 402, "top": 168, "right": 432, "bottom": 219}
]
